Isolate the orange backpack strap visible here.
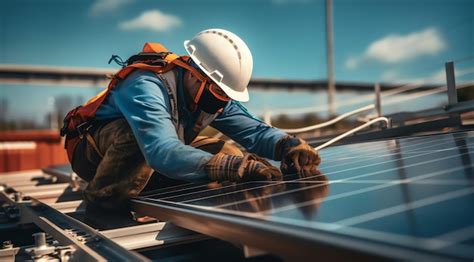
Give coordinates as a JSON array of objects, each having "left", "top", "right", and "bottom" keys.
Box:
[{"left": 142, "top": 42, "right": 179, "bottom": 61}]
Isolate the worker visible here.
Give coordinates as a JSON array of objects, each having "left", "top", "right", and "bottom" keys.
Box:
[{"left": 62, "top": 29, "right": 320, "bottom": 225}]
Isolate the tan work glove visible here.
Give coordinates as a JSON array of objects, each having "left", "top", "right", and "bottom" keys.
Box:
[
  {"left": 205, "top": 153, "right": 282, "bottom": 183},
  {"left": 276, "top": 136, "right": 321, "bottom": 177}
]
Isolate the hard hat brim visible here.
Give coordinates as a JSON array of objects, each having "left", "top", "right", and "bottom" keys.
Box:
[{"left": 183, "top": 40, "right": 250, "bottom": 102}]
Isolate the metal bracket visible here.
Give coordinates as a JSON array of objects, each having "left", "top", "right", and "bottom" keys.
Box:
[{"left": 0, "top": 241, "right": 20, "bottom": 261}]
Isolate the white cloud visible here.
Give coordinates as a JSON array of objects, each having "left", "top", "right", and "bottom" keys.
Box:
[
  {"left": 345, "top": 56, "right": 364, "bottom": 70},
  {"left": 119, "top": 10, "right": 182, "bottom": 32},
  {"left": 381, "top": 70, "right": 400, "bottom": 82},
  {"left": 346, "top": 28, "right": 446, "bottom": 69},
  {"left": 423, "top": 67, "right": 474, "bottom": 83},
  {"left": 89, "top": 0, "right": 133, "bottom": 16}
]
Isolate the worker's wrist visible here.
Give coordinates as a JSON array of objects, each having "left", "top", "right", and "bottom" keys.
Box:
[
  {"left": 205, "top": 153, "right": 244, "bottom": 182},
  {"left": 275, "top": 135, "right": 305, "bottom": 161}
]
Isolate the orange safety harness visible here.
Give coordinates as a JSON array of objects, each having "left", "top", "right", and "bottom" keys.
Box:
[{"left": 60, "top": 42, "right": 215, "bottom": 163}]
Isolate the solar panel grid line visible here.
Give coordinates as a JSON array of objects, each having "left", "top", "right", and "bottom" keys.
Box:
[
  {"left": 219, "top": 164, "right": 474, "bottom": 215},
  {"left": 149, "top": 136, "right": 473, "bottom": 202},
  {"left": 319, "top": 146, "right": 469, "bottom": 176},
  {"left": 332, "top": 144, "right": 474, "bottom": 160},
  {"left": 153, "top": 181, "right": 280, "bottom": 201},
  {"left": 335, "top": 188, "right": 474, "bottom": 226},
  {"left": 183, "top": 148, "right": 474, "bottom": 206},
  {"left": 320, "top": 139, "right": 413, "bottom": 158},
  {"left": 142, "top": 183, "right": 213, "bottom": 199},
  {"left": 161, "top": 179, "right": 323, "bottom": 203},
  {"left": 430, "top": 243, "right": 474, "bottom": 260},
  {"left": 319, "top": 136, "right": 471, "bottom": 166},
  {"left": 148, "top": 181, "right": 193, "bottom": 192},
  {"left": 152, "top": 151, "right": 472, "bottom": 209},
  {"left": 430, "top": 225, "right": 474, "bottom": 250},
  {"left": 316, "top": 145, "right": 473, "bottom": 181},
  {"left": 256, "top": 214, "right": 474, "bottom": 259},
  {"left": 327, "top": 179, "right": 472, "bottom": 186},
  {"left": 140, "top": 196, "right": 342, "bottom": 228},
  {"left": 135, "top": 130, "right": 474, "bottom": 260},
  {"left": 390, "top": 145, "right": 474, "bottom": 155},
  {"left": 319, "top": 135, "right": 473, "bottom": 168},
  {"left": 264, "top": 216, "right": 445, "bottom": 249},
  {"left": 326, "top": 225, "right": 474, "bottom": 258},
  {"left": 319, "top": 132, "right": 473, "bottom": 159},
  {"left": 285, "top": 176, "right": 472, "bottom": 185},
  {"left": 317, "top": 133, "right": 454, "bottom": 158},
  {"left": 329, "top": 223, "right": 474, "bottom": 258},
  {"left": 321, "top": 151, "right": 473, "bottom": 182}
]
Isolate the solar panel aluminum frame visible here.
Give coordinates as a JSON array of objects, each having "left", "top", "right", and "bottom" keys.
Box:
[{"left": 131, "top": 198, "right": 452, "bottom": 261}]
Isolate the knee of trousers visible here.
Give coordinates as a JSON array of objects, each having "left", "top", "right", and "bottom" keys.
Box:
[
  {"left": 219, "top": 142, "right": 243, "bottom": 156},
  {"left": 192, "top": 136, "right": 243, "bottom": 157}
]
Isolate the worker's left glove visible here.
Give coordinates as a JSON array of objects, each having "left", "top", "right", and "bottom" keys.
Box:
[
  {"left": 205, "top": 152, "right": 282, "bottom": 183},
  {"left": 276, "top": 136, "right": 321, "bottom": 177}
]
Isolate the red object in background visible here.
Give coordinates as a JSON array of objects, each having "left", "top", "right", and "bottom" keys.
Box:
[{"left": 0, "top": 130, "right": 68, "bottom": 173}]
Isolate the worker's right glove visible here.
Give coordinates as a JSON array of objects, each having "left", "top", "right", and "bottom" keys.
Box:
[
  {"left": 205, "top": 153, "right": 282, "bottom": 183},
  {"left": 276, "top": 136, "right": 321, "bottom": 177}
]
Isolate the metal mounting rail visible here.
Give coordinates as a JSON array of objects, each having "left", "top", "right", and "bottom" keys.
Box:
[{"left": 0, "top": 191, "right": 149, "bottom": 262}]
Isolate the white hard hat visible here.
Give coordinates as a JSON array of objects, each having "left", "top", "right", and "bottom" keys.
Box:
[{"left": 184, "top": 29, "right": 253, "bottom": 102}]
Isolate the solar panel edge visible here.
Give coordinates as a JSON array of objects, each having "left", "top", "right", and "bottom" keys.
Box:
[{"left": 130, "top": 198, "right": 459, "bottom": 261}]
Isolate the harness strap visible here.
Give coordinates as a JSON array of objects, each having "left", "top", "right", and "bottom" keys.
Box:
[
  {"left": 62, "top": 43, "right": 211, "bottom": 163},
  {"left": 85, "top": 133, "right": 104, "bottom": 158}
]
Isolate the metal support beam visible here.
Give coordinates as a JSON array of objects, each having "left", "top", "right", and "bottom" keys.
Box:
[
  {"left": 326, "top": 0, "right": 336, "bottom": 117},
  {"left": 374, "top": 83, "right": 382, "bottom": 117},
  {"left": 0, "top": 190, "right": 150, "bottom": 262},
  {"left": 445, "top": 61, "right": 458, "bottom": 106},
  {"left": 101, "top": 222, "right": 208, "bottom": 250}
]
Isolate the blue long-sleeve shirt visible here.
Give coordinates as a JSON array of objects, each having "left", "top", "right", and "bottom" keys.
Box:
[{"left": 96, "top": 68, "right": 287, "bottom": 182}]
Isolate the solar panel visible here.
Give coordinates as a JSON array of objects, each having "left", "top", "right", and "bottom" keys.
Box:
[{"left": 134, "top": 130, "right": 474, "bottom": 260}]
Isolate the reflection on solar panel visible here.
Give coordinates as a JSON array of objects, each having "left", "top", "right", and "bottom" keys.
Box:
[{"left": 133, "top": 130, "right": 474, "bottom": 260}]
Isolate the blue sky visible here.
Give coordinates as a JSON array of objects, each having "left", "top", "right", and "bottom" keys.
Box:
[
  {"left": 0, "top": 0, "right": 473, "bottom": 123},
  {"left": 1, "top": 0, "right": 473, "bottom": 82}
]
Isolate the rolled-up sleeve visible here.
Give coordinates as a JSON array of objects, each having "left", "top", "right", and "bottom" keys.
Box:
[
  {"left": 113, "top": 71, "right": 213, "bottom": 182},
  {"left": 211, "top": 101, "right": 287, "bottom": 160}
]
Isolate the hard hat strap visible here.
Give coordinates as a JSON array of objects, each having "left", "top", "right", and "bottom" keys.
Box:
[
  {"left": 208, "top": 83, "right": 230, "bottom": 102},
  {"left": 194, "top": 80, "right": 207, "bottom": 104}
]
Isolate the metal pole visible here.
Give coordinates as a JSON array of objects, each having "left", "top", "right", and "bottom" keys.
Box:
[
  {"left": 326, "top": 0, "right": 336, "bottom": 117},
  {"left": 374, "top": 83, "right": 382, "bottom": 117},
  {"left": 445, "top": 61, "right": 457, "bottom": 106}
]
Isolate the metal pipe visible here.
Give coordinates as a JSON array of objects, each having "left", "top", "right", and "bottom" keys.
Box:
[
  {"left": 314, "top": 117, "right": 390, "bottom": 151},
  {"left": 445, "top": 61, "right": 458, "bottom": 106},
  {"left": 279, "top": 104, "right": 375, "bottom": 134},
  {"left": 33, "top": 232, "right": 47, "bottom": 248},
  {"left": 374, "top": 83, "right": 382, "bottom": 117},
  {"left": 326, "top": 0, "right": 336, "bottom": 117}
]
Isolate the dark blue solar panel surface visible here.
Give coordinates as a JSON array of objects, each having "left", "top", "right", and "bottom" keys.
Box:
[{"left": 138, "top": 130, "right": 474, "bottom": 259}]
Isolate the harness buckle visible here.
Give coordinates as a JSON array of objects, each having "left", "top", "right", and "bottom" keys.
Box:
[{"left": 76, "top": 121, "right": 93, "bottom": 139}]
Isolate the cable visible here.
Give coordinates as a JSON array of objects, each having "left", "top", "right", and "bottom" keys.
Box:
[
  {"left": 382, "top": 82, "right": 473, "bottom": 106},
  {"left": 314, "top": 117, "right": 390, "bottom": 151},
  {"left": 260, "top": 66, "right": 474, "bottom": 118},
  {"left": 278, "top": 104, "right": 375, "bottom": 134},
  {"left": 261, "top": 82, "right": 424, "bottom": 117}
]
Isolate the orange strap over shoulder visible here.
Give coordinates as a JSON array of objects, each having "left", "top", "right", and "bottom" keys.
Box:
[{"left": 61, "top": 42, "right": 207, "bottom": 163}]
